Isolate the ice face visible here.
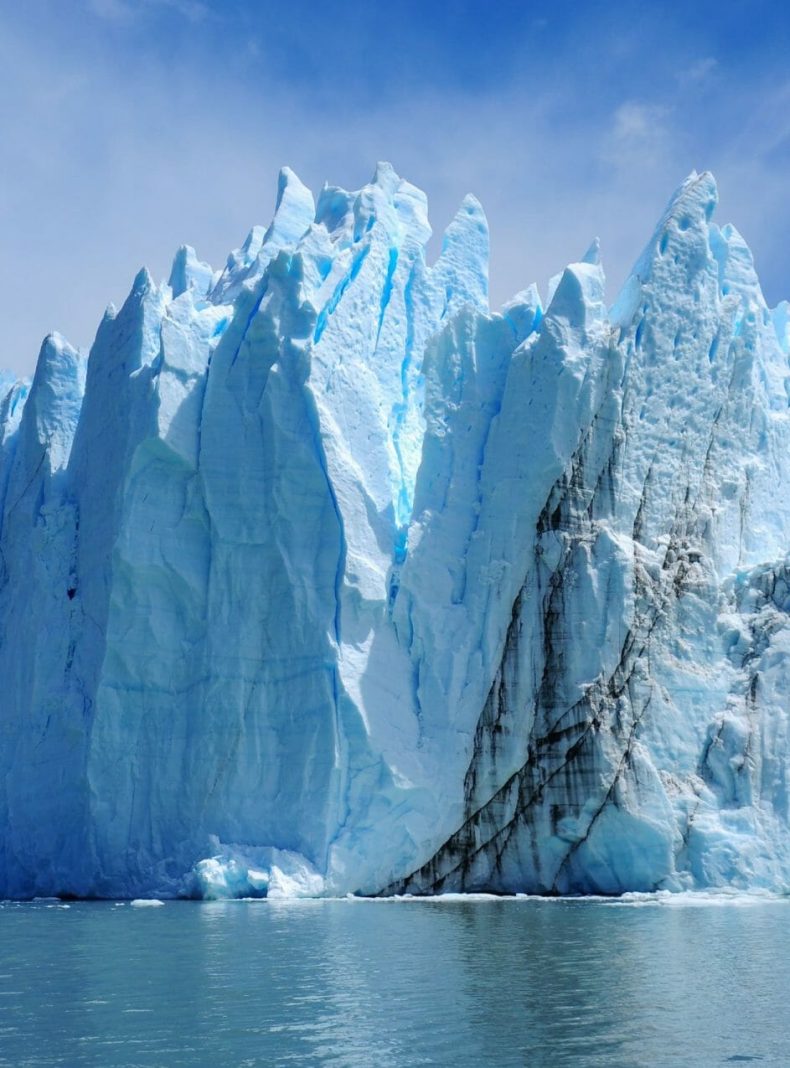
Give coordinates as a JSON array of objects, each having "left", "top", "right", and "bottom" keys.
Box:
[{"left": 0, "top": 165, "right": 789, "bottom": 900}]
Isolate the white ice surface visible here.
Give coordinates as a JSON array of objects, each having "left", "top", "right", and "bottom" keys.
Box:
[{"left": 0, "top": 167, "right": 789, "bottom": 900}]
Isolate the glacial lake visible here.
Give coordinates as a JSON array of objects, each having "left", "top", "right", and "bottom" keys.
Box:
[{"left": 1, "top": 894, "right": 788, "bottom": 1067}]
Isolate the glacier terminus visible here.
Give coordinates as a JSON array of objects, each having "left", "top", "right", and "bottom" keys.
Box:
[{"left": 2, "top": 164, "right": 790, "bottom": 900}]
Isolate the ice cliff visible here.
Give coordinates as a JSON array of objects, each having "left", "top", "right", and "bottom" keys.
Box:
[{"left": 2, "top": 164, "right": 790, "bottom": 899}]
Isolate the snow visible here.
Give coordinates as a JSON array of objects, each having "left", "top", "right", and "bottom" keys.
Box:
[{"left": 0, "top": 163, "right": 789, "bottom": 900}]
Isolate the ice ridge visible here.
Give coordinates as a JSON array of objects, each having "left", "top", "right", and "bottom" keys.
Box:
[{"left": 1, "top": 165, "right": 789, "bottom": 901}]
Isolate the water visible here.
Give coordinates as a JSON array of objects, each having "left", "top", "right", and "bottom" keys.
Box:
[{"left": 1, "top": 894, "right": 788, "bottom": 1067}]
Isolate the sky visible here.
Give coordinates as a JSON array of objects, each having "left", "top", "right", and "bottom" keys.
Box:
[{"left": 1, "top": 0, "right": 789, "bottom": 375}]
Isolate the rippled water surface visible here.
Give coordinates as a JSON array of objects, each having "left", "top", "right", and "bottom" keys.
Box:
[{"left": 1, "top": 894, "right": 789, "bottom": 1066}]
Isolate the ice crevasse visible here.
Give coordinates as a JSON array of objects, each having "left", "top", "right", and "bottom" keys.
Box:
[{"left": 2, "top": 163, "right": 790, "bottom": 900}]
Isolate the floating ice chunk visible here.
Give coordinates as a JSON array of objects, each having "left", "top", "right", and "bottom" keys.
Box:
[
  {"left": 193, "top": 857, "right": 269, "bottom": 900},
  {"left": 192, "top": 845, "right": 324, "bottom": 900}
]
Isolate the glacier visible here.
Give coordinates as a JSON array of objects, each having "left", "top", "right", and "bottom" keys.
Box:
[{"left": 1, "top": 164, "right": 790, "bottom": 900}]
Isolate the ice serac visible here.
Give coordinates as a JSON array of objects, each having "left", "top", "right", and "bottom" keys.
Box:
[
  {"left": 392, "top": 172, "right": 790, "bottom": 894},
  {"left": 1, "top": 166, "right": 790, "bottom": 900}
]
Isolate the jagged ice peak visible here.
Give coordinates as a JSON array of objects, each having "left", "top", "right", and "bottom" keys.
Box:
[{"left": 0, "top": 163, "right": 789, "bottom": 902}]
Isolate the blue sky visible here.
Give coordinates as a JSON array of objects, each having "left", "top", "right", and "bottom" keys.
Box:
[{"left": 1, "top": 0, "right": 789, "bottom": 374}]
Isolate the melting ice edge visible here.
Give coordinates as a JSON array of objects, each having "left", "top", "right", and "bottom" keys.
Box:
[{"left": 2, "top": 164, "right": 790, "bottom": 901}]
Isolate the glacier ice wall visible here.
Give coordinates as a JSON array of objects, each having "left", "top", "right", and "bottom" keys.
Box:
[{"left": 1, "top": 166, "right": 790, "bottom": 899}]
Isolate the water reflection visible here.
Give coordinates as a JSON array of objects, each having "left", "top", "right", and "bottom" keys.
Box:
[{"left": 0, "top": 896, "right": 788, "bottom": 1066}]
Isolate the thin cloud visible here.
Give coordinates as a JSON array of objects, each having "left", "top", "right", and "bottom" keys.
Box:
[
  {"left": 1, "top": 3, "right": 787, "bottom": 376},
  {"left": 603, "top": 102, "right": 673, "bottom": 169},
  {"left": 86, "top": 0, "right": 132, "bottom": 19},
  {"left": 677, "top": 56, "right": 718, "bottom": 87},
  {"left": 87, "top": 0, "right": 209, "bottom": 22}
]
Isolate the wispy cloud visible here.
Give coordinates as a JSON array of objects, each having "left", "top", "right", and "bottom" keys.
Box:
[
  {"left": 677, "top": 55, "right": 718, "bottom": 88},
  {"left": 609, "top": 102, "right": 669, "bottom": 145},
  {"left": 603, "top": 101, "right": 673, "bottom": 168},
  {"left": 1, "top": 2, "right": 788, "bottom": 376},
  {"left": 87, "top": 0, "right": 209, "bottom": 22},
  {"left": 87, "top": 0, "right": 132, "bottom": 19}
]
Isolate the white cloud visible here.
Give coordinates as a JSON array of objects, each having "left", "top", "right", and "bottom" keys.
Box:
[
  {"left": 87, "top": 0, "right": 209, "bottom": 22},
  {"left": 0, "top": 7, "right": 787, "bottom": 377},
  {"left": 87, "top": 0, "right": 133, "bottom": 19},
  {"left": 603, "top": 101, "right": 673, "bottom": 167},
  {"left": 678, "top": 56, "right": 718, "bottom": 87},
  {"left": 153, "top": 0, "right": 209, "bottom": 22}
]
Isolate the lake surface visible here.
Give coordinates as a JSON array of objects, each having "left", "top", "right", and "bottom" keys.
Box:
[{"left": 1, "top": 893, "right": 788, "bottom": 1067}]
